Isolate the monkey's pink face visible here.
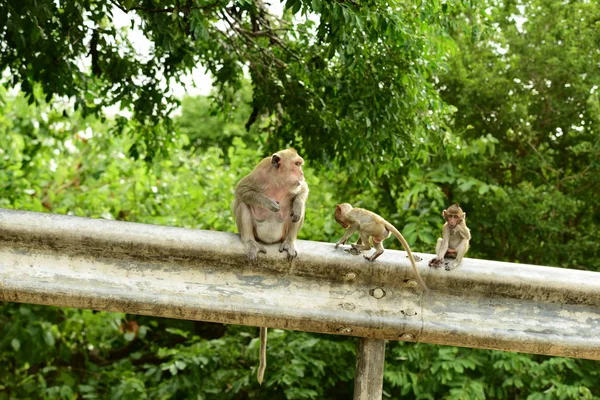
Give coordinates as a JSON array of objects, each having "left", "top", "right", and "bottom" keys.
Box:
[
  {"left": 271, "top": 150, "right": 305, "bottom": 186},
  {"left": 288, "top": 156, "right": 305, "bottom": 185},
  {"left": 447, "top": 214, "right": 461, "bottom": 228}
]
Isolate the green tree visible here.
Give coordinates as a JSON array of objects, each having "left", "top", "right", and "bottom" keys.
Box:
[
  {"left": 1, "top": 0, "right": 480, "bottom": 163},
  {"left": 433, "top": 0, "right": 600, "bottom": 270},
  {"left": 175, "top": 85, "right": 253, "bottom": 153}
]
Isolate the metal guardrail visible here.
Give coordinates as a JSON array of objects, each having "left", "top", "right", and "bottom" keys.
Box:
[{"left": 1, "top": 208, "right": 599, "bottom": 393}]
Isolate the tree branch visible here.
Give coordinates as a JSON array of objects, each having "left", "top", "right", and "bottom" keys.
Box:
[{"left": 108, "top": 0, "right": 221, "bottom": 15}]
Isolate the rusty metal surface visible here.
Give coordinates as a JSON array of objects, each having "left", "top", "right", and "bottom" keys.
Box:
[{"left": 0, "top": 208, "right": 599, "bottom": 360}]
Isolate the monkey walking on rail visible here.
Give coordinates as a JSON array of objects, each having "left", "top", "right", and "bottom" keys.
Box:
[{"left": 333, "top": 203, "right": 428, "bottom": 292}]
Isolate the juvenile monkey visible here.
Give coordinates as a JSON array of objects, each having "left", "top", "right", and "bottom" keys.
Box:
[
  {"left": 334, "top": 203, "right": 428, "bottom": 291},
  {"left": 232, "top": 148, "right": 308, "bottom": 384},
  {"left": 428, "top": 204, "right": 471, "bottom": 271}
]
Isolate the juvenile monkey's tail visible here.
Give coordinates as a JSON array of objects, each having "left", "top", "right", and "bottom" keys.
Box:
[
  {"left": 257, "top": 327, "right": 267, "bottom": 384},
  {"left": 385, "top": 222, "right": 429, "bottom": 292}
]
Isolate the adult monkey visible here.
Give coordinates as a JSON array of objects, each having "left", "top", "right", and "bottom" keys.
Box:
[
  {"left": 428, "top": 204, "right": 471, "bottom": 271},
  {"left": 232, "top": 148, "right": 309, "bottom": 384}
]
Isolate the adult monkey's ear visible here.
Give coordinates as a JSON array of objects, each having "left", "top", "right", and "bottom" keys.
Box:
[{"left": 271, "top": 153, "right": 281, "bottom": 168}]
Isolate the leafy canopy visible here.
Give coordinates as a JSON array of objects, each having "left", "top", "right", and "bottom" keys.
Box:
[{"left": 1, "top": 0, "right": 478, "bottom": 165}]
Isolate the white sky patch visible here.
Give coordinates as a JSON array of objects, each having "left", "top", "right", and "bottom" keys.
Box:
[
  {"left": 571, "top": 125, "right": 584, "bottom": 132},
  {"left": 49, "top": 159, "right": 58, "bottom": 172},
  {"left": 511, "top": 5, "right": 528, "bottom": 33},
  {"left": 65, "top": 139, "right": 77, "bottom": 153},
  {"left": 110, "top": 6, "right": 214, "bottom": 109},
  {"left": 109, "top": 1, "right": 294, "bottom": 100},
  {"left": 512, "top": 15, "right": 527, "bottom": 32},
  {"left": 104, "top": 104, "right": 132, "bottom": 118},
  {"left": 79, "top": 127, "right": 94, "bottom": 139},
  {"left": 489, "top": 40, "right": 509, "bottom": 55},
  {"left": 111, "top": 8, "right": 153, "bottom": 62}
]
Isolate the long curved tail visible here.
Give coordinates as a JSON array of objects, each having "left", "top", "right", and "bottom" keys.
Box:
[
  {"left": 257, "top": 327, "right": 267, "bottom": 384},
  {"left": 385, "top": 223, "right": 429, "bottom": 292}
]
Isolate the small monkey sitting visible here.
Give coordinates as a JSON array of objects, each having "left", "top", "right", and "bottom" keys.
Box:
[
  {"left": 428, "top": 204, "right": 471, "bottom": 271},
  {"left": 334, "top": 203, "right": 428, "bottom": 291}
]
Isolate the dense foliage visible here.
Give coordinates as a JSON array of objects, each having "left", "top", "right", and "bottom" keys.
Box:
[
  {"left": 1, "top": 0, "right": 600, "bottom": 398},
  {"left": 1, "top": 0, "right": 479, "bottom": 166},
  {"left": 436, "top": 0, "right": 600, "bottom": 269}
]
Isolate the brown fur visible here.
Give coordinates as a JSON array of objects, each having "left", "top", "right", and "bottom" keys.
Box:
[
  {"left": 232, "top": 148, "right": 309, "bottom": 385},
  {"left": 429, "top": 204, "right": 471, "bottom": 271},
  {"left": 334, "top": 203, "right": 428, "bottom": 291}
]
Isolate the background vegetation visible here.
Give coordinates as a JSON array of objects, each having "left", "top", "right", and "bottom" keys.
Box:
[{"left": 1, "top": 0, "right": 599, "bottom": 398}]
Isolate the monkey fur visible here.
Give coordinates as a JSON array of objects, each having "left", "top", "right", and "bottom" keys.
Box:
[
  {"left": 334, "top": 203, "right": 428, "bottom": 292},
  {"left": 232, "top": 148, "right": 309, "bottom": 384},
  {"left": 428, "top": 204, "right": 471, "bottom": 271}
]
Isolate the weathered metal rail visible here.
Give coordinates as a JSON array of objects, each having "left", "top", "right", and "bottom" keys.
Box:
[{"left": 1, "top": 208, "right": 599, "bottom": 397}]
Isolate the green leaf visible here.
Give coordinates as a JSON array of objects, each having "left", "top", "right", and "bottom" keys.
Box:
[
  {"left": 166, "top": 327, "right": 189, "bottom": 338},
  {"left": 292, "top": 0, "right": 302, "bottom": 15},
  {"left": 458, "top": 180, "right": 475, "bottom": 192},
  {"left": 44, "top": 330, "right": 55, "bottom": 346},
  {"left": 311, "top": 0, "right": 322, "bottom": 13},
  {"left": 78, "top": 385, "right": 96, "bottom": 393}
]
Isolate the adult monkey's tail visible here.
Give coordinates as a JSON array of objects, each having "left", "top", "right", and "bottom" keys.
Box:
[{"left": 257, "top": 327, "right": 267, "bottom": 384}]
